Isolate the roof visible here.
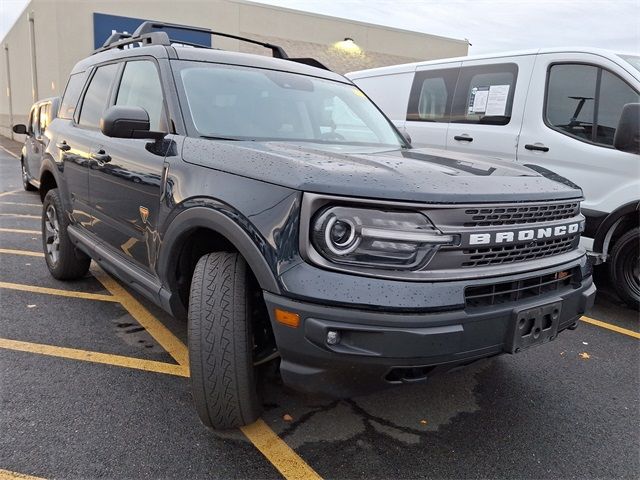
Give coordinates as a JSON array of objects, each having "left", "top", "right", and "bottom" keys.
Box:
[
  {"left": 346, "top": 47, "right": 634, "bottom": 79},
  {"left": 72, "top": 43, "right": 347, "bottom": 83}
]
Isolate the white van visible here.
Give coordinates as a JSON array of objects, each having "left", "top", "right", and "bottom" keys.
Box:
[{"left": 347, "top": 48, "right": 640, "bottom": 309}]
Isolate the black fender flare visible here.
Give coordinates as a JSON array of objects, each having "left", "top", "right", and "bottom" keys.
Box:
[
  {"left": 157, "top": 206, "right": 281, "bottom": 296},
  {"left": 593, "top": 200, "right": 640, "bottom": 254}
]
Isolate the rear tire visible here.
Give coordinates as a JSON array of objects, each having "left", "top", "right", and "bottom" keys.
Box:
[
  {"left": 609, "top": 227, "right": 640, "bottom": 310},
  {"left": 21, "top": 160, "right": 37, "bottom": 191},
  {"left": 188, "top": 252, "right": 261, "bottom": 429},
  {"left": 42, "top": 189, "right": 91, "bottom": 280}
]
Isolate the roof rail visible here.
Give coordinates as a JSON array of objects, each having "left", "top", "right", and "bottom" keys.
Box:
[
  {"left": 93, "top": 31, "right": 171, "bottom": 54},
  {"left": 94, "top": 20, "right": 330, "bottom": 71},
  {"left": 133, "top": 21, "right": 289, "bottom": 59}
]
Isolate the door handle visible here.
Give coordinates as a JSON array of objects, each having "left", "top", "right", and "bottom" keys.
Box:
[
  {"left": 524, "top": 144, "right": 549, "bottom": 152},
  {"left": 454, "top": 135, "right": 473, "bottom": 142},
  {"left": 56, "top": 141, "right": 71, "bottom": 151},
  {"left": 90, "top": 149, "right": 111, "bottom": 164}
]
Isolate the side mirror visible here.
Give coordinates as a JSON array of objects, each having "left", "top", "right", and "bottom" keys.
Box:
[
  {"left": 100, "top": 105, "right": 165, "bottom": 140},
  {"left": 614, "top": 103, "right": 640, "bottom": 154},
  {"left": 12, "top": 124, "right": 27, "bottom": 135}
]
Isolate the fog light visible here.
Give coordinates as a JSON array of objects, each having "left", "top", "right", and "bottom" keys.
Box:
[{"left": 326, "top": 330, "right": 341, "bottom": 345}]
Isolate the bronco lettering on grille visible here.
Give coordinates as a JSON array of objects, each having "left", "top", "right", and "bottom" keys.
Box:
[{"left": 468, "top": 222, "right": 581, "bottom": 246}]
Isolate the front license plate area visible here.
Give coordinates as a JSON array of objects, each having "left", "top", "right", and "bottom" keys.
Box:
[{"left": 507, "top": 301, "right": 562, "bottom": 353}]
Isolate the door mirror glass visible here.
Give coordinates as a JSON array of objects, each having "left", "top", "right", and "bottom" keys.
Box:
[
  {"left": 12, "top": 124, "right": 27, "bottom": 135},
  {"left": 614, "top": 103, "right": 640, "bottom": 154},
  {"left": 100, "top": 105, "right": 165, "bottom": 140}
]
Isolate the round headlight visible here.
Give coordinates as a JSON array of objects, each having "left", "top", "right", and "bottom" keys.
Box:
[{"left": 324, "top": 216, "right": 360, "bottom": 255}]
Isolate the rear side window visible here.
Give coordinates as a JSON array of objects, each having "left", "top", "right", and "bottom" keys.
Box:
[
  {"left": 59, "top": 74, "right": 86, "bottom": 120},
  {"left": 28, "top": 107, "right": 38, "bottom": 135},
  {"left": 545, "top": 64, "right": 640, "bottom": 146},
  {"left": 115, "top": 60, "right": 166, "bottom": 131},
  {"left": 407, "top": 67, "right": 459, "bottom": 122},
  {"left": 78, "top": 63, "right": 119, "bottom": 128},
  {"left": 450, "top": 63, "right": 518, "bottom": 125},
  {"left": 39, "top": 104, "right": 49, "bottom": 131}
]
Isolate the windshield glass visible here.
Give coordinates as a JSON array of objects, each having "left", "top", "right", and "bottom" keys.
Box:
[
  {"left": 173, "top": 61, "right": 405, "bottom": 148},
  {"left": 619, "top": 54, "right": 640, "bottom": 73}
]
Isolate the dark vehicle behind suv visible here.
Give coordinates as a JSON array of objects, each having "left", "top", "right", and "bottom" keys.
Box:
[
  {"left": 12, "top": 96, "right": 60, "bottom": 192},
  {"left": 38, "top": 22, "right": 595, "bottom": 429}
]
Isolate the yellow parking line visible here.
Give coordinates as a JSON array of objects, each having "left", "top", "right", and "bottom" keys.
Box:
[
  {"left": 0, "top": 189, "right": 22, "bottom": 198},
  {"left": 91, "top": 265, "right": 321, "bottom": 479},
  {"left": 90, "top": 265, "right": 190, "bottom": 368},
  {"left": 581, "top": 316, "right": 640, "bottom": 339},
  {"left": 0, "top": 213, "right": 39, "bottom": 219},
  {"left": 0, "top": 145, "right": 19, "bottom": 158},
  {"left": 0, "top": 338, "right": 189, "bottom": 377},
  {"left": 241, "top": 419, "right": 323, "bottom": 480},
  {"left": 0, "top": 468, "right": 45, "bottom": 480},
  {"left": 0, "top": 201, "right": 40, "bottom": 207},
  {"left": 0, "top": 227, "right": 40, "bottom": 234},
  {"left": 0, "top": 248, "right": 43, "bottom": 257},
  {"left": 0, "top": 281, "right": 119, "bottom": 302}
]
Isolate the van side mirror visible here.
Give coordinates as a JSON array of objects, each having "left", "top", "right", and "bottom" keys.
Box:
[
  {"left": 100, "top": 105, "right": 165, "bottom": 140},
  {"left": 614, "top": 103, "right": 640, "bottom": 154},
  {"left": 12, "top": 124, "right": 27, "bottom": 135}
]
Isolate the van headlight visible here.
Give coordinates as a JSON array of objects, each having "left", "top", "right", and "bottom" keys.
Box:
[{"left": 311, "top": 206, "right": 457, "bottom": 269}]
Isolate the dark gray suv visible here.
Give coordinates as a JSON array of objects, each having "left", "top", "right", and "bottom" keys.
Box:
[{"left": 37, "top": 22, "right": 595, "bottom": 429}]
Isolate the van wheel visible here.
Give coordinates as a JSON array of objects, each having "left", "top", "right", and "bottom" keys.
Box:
[
  {"left": 609, "top": 227, "right": 639, "bottom": 310},
  {"left": 21, "top": 160, "right": 37, "bottom": 191},
  {"left": 188, "top": 252, "right": 261, "bottom": 429},
  {"left": 42, "top": 189, "right": 91, "bottom": 280}
]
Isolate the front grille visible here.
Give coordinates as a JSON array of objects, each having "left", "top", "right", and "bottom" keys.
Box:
[
  {"left": 463, "top": 201, "right": 579, "bottom": 227},
  {"left": 465, "top": 269, "right": 576, "bottom": 308},
  {"left": 461, "top": 237, "right": 576, "bottom": 267}
]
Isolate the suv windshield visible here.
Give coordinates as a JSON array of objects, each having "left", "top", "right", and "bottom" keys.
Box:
[{"left": 173, "top": 61, "right": 405, "bottom": 148}]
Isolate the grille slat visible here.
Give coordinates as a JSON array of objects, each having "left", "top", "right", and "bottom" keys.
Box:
[
  {"left": 463, "top": 202, "right": 579, "bottom": 228},
  {"left": 460, "top": 237, "right": 576, "bottom": 267},
  {"left": 465, "top": 270, "right": 576, "bottom": 308}
]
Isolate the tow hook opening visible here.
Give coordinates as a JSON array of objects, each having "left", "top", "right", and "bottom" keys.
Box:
[{"left": 385, "top": 366, "right": 435, "bottom": 384}]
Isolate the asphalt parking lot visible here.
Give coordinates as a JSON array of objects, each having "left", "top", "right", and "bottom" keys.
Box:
[{"left": 0, "top": 140, "right": 638, "bottom": 480}]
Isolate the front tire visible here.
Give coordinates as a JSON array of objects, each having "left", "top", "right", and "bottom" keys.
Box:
[
  {"left": 21, "top": 159, "right": 37, "bottom": 191},
  {"left": 609, "top": 227, "right": 640, "bottom": 310},
  {"left": 42, "top": 189, "right": 91, "bottom": 280},
  {"left": 188, "top": 252, "right": 261, "bottom": 429}
]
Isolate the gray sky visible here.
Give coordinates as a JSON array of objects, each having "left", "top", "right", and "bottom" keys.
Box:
[{"left": 2, "top": 0, "right": 639, "bottom": 54}]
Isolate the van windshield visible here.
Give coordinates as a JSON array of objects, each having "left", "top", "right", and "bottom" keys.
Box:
[
  {"left": 173, "top": 61, "right": 406, "bottom": 148},
  {"left": 619, "top": 54, "right": 640, "bottom": 73}
]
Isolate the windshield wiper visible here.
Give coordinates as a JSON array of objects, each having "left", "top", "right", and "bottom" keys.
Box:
[{"left": 200, "top": 135, "right": 244, "bottom": 141}]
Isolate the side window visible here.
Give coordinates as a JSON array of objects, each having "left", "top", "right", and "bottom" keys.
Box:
[
  {"left": 545, "top": 64, "right": 598, "bottom": 141},
  {"left": 28, "top": 108, "right": 38, "bottom": 135},
  {"left": 115, "top": 61, "right": 165, "bottom": 131},
  {"left": 59, "top": 73, "right": 86, "bottom": 120},
  {"left": 78, "top": 63, "right": 119, "bottom": 128},
  {"left": 407, "top": 68, "right": 459, "bottom": 122},
  {"left": 451, "top": 63, "right": 518, "bottom": 125},
  {"left": 594, "top": 70, "right": 640, "bottom": 146},
  {"left": 39, "top": 104, "right": 49, "bottom": 132},
  {"left": 545, "top": 64, "right": 640, "bottom": 146}
]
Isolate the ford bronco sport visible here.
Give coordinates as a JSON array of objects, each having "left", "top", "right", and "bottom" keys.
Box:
[{"left": 40, "top": 22, "right": 595, "bottom": 429}]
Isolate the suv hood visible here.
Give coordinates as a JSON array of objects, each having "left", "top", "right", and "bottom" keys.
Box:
[{"left": 182, "top": 138, "right": 582, "bottom": 203}]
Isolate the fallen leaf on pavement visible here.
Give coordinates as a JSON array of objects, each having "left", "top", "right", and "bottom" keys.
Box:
[{"left": 579, "top": 352, "right": 590, "bottom": 360}]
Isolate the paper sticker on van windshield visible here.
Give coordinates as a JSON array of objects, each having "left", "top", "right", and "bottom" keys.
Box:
[{"left": 468, "top": 85, "right": 510, "bottom": 116}]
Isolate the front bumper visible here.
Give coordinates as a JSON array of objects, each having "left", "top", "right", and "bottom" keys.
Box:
[{"left": 265, "top": 258, "right": 596, "bottom": 397}]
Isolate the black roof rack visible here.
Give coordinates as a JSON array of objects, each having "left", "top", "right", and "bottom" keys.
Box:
[{"left": 93, "top": 20, "right": 330, "bottom": 71}]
